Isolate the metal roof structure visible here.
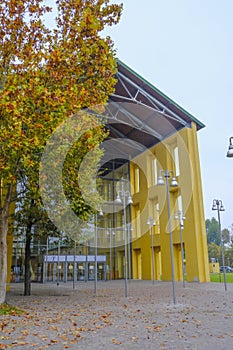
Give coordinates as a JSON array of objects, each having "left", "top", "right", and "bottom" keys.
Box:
[{"left": 99, "top": 60, "right": 205, "bottom": 174}]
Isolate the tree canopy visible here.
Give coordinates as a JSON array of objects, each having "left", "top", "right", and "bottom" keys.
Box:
[
  {"left": 206, "top": 217, "right": 221, "bottom": 245},
  {"left": 206, "top": 218, "right": 233, "bottom": 266}
]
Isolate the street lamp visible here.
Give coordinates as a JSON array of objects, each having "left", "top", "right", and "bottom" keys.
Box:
[
  {"left": 157, "top": 170, "right": 178, "bottom": 304},
  {"left": 147, "top": 217, "right": 156, "bottom": 284},
  {"left": 212, "top": 199, "right": 227, "bottom": 291},
  {"left": 107, "top": 228, "right": 115, "bottom": 281},
  {"left": 115, "top": 183, "right": 133, "bottom": 298},
  {"left": 226, "top": 137, "right": 233, "bottom": 158},
  {"left": 174, "top": 211, "right": 186, "bottom": 288},
  {"left": 94, "top": 209, "right": 103, "bottom": 295}
]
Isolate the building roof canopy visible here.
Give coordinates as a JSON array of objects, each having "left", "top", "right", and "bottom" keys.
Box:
[{"left": 99, "top": 60, "right": 204, "bottom": 174}]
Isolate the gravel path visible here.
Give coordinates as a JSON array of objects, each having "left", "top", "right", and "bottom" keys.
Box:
[{"left": 1, "top": 280, "right": 233, "bottom": 349}]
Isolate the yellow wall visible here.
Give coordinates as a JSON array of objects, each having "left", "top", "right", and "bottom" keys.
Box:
[{"left": 131, "top": 124, "right": 210, "bottom": 282}]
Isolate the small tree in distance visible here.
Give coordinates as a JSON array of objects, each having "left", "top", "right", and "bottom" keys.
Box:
[
  {"left": 206, "top": 218, "right": 233, "bottom": 266},
  {"left": 206, "top": 217, "right": 221, "bottom": 246}
]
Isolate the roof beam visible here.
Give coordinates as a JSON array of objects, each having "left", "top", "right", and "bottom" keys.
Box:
[
  {"left": 115, "top": 71, "right": 187, "bottom": 126},
  {"left": 106, "top": 101, "right": 163, "bottom": 140},
  {"left": 106, "top": 125, "right": 145, "bottom": 152}
]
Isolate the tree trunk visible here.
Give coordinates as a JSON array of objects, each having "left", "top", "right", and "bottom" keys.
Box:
[
  {"left": 0, "top": 211, "right": 8, "bottom": 304},
  {"left": 0, "top": 183, "right": 13, "bottom": 304},
  {"left": 24, "top": 227, "right": 32, "bottom": 296}
]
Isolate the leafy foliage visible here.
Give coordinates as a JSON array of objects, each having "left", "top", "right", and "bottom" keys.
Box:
[
  {"left": 206, "top": 217, "right": 220, "bottom": 245},
  {"left": 206, "top": 218, "right": 233, "bottom": 266},
  {"left": 221, "top": 228, "right": 230, "bottom": 245},
  {"left": 208, "top": 242, "right": 221, "bottom": 262},
  {"left": 0, "top": 0, "right": 123, "bottom": 187}
]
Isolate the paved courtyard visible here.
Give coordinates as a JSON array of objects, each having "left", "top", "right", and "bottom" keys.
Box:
[{"left": 1, "top": 280, "right": 233, "bottom": 349}]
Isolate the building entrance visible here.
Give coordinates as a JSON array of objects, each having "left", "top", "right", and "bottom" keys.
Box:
[{"left": 43, "top": 255, "right": 107, "bottom": 283}]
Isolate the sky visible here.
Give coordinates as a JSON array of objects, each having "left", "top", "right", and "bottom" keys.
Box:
[{"left": 103, "top": 0, "right": 233, "bottom": 230}]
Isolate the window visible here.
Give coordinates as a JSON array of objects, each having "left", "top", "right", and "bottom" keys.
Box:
[
  {"left": 146, "top": 155, "right": 157, "bottom": 187},
  {"left": 173, "top": 146, "right": 180, "bottom": 177},
  {"left": 153, "top": 158, "right": 158, "bottom": 185},
  {"left": 134, "top": 166, "right": 140, "bottom": 193},
  {"left": 177, "top": 195, "right": 182, "bottom": 212},
  {"left": 132, "top": 204, "right": 140, "bottom": 238},
  {"left": 149, "top": 199, "right": 160, "bottom": 234}
]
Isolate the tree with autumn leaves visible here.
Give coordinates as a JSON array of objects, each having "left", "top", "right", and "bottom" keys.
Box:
[{"left": 0, "top": 0, "right": 122, "bottom": 304}]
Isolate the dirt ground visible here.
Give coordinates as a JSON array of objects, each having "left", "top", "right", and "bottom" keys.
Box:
[{"left": 1, "top": 280, "right": 233, "bottom": 349}]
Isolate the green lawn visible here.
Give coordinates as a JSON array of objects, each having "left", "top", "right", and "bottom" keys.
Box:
[{"left": 210, "top": 272, "right": 233, "bottom": 283}]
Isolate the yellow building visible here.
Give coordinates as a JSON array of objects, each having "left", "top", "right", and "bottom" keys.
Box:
[
  {"left": 98, "top": 60, "right": 210, "bottom": 283},
  {"left": 7, "top": 60, "right": 210, "bottom": 284}
]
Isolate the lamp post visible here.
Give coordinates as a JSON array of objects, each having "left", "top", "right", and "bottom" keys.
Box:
[
  {"left": 107, "top": 228, "right": 115, "bottom": 281},
  {"left": 94, "top": 209, "right": 103, "bottom": 295},
  {"left": 57, "top": 239, "right": 60, "bottom": 286},
  {"left": 174, "top": 211, "right": 186, "bottom": 288},
  {"left": 212, "top": 199, "right": 227, "bottom": 291},
  {"left": 127, "top": 224, "right": 133, "bottom": 279},
  {"left": 226, "top": 137, "right": 233, "bottom": 158},
  {"left": 115, "top": 182, "right": 133, "bottom": 298},
  {"left": 45, "top": 237, "right": 49, "bottom": 283},
  {"left": 157, "top": 170, "right": 178, "bottom": 304},
  {"left": 73, "top": 240, "right": 76, "bottom": 289},
  {"left": 147, "top": 217, "right": 156, "bottom": 284}
]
